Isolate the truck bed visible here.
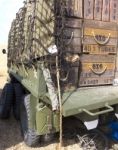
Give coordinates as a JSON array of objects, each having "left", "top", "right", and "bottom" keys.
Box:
[{"left": 62, "top": 86, "right": 118, "bottom": 117}]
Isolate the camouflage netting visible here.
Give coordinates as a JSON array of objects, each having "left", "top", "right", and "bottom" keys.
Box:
[
  {"left": 8, "top": 0, "right": 63, "bottom": 63},
  {"left": 8, "top": 0, "right": 81, "bottom": 89}
]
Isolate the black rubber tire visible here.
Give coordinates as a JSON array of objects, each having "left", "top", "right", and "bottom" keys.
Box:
[
  {"left": 13, "top": 83, "right": 24, "bottom": 120},
  {"left": 0, "top": 83, "right": 14, "bottom": 119},
  {"left": 20, "top": 94, "right": 40, "bottom": 147}
]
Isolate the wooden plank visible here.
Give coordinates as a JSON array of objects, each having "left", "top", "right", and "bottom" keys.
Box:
[
  {"left": 110, "top": 0, "right": 118, "bottom": 22},
  {"left": 84, "top": 36, "right": 117, "bottom": 46},
  {"left": 84, "top": 19, "right": 117, "bottom": 30},
  {"left": 80, "top": 54, "right": 116, "bottom": 62},
  {"left": 81, "top": 63, "right": 115, "bottom": 71},
  {"left": 83, "top": 45, "right": 117, "bottom": 54},
  {"left": 102, "top": 0, "right": 110, "bottom": 21},
  {"left": 67, "top": 67, "right": 79, "bottom": 86},
  {"left": 94, "top": 0, "right": 102, "bottom": 20},
  {"left": 62, "top": 28, "right": 81, "bottom": 38},
  {"left": 64, "top": 18, "right": 82, "bottom": 28},
  {"left": 79, "top": 77, "right": 114, "bottom": 86},
  {"left": 84, "top": 0, "right": 94, "bottom": 19},
  {"left": 65, "top": 0, "right": 83, "bottom": 18},
  {"left": 57, "top": 18, "right": 82, "bottom": 28},
  {"left": 84, "top": 28, "right": 117, "bottom": 38},
  {"left": 64, "top": 38, "right": 82, "bottom": 53},
  {"left": 80, "top": 70, "right": 115, "bottom": 78},
  {"left": 65, "top": 46, "right": 81, "bottom": 53}
]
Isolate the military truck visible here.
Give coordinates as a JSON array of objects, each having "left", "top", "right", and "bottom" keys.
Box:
[{"left": 1, "top": 0, "right": 118, "bottom": 147}]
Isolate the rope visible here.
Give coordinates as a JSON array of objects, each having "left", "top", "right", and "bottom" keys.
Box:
[{"left": 56, "top": 55, "right": 63, "bottom": 150}]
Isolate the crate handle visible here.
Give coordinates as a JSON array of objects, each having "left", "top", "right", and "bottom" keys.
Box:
[
  {"left": 92, "top": 31, "right": 111, "bottom": 45},
  {"left": 82, "top": 103, "right": 114, "bottom": 116},
  {"left": 89, "top": 66, "right": 107, "bottom": 75}
]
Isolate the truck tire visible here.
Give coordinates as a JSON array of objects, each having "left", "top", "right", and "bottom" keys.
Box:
[
  {"left": 0, "top": 83, "right": 14, "bottom": 119},
  {"left": 13, "top": 83, "right": 24, "bottom": 120},
  {"left": 20, "top": 94, "right": 40, "bottom": 147}
]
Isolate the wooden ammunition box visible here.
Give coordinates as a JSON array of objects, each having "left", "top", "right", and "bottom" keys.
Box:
[
  {"left": 79, "top": 55, "right": 116, "bottom": 86},
  {"left": 78, "top": 19, "right": 117, "bottom": 87}
]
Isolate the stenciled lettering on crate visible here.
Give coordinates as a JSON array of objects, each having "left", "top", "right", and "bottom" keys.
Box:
[
  {"left": 79, "top": 55, "right": 116, "bottom": 86},
  {"left": 79, "top": 18, "right": 118, "bottom": 87}
]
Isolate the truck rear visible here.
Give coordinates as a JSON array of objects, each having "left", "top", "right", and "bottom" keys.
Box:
[{"left": 1, "top": 0, "right": 118, "bottom": 147}]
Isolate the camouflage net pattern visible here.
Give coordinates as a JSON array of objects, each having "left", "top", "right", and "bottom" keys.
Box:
[
  {"left": 8, "top": 0, "right": 81, "bottom": 89},
  {"left": 8, "top": 0, "right": 55, "bottom": 62}
]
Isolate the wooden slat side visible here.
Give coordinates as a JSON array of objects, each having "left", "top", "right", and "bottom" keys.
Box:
[
  {"left": 84, "top": 28, "right": 117, "bottom": 38},
  {"left": 80, "top": 55, "right": 115, "bottom": 62},
  {"left": 64, "top": 38, "right": 82, "bottom": 53},
  {"left": 110, "top": 0, "right": 118, "bottom": 22},
  {"left": 94, "top": 0, "right": 102, "bottom": 20},
  {"left": 83, "top": 44, "right": 117, "bottom": 54},
  {"left": 84, "top": 19, "right": 117, "bottom": 30},
  {"left": 84, "top": 0, "right": 94, "bottom": 19},
  {"left": 80, "top": 70, "right": 115, "bottom": 77},
  {"left": 63, "top": 28, "right": 82, "bottom": 38},
  {"left": 79, "top": 77, "right": 114, "bottom": 86},
  {"left": 84, "top": 36, "right": 117, "bottom": 46},
  {"left": 64, "top": 18, "right": 82, "bottom": 28},
  {"left": 102, "top": 0, "right": 110, "bottom": 21}
]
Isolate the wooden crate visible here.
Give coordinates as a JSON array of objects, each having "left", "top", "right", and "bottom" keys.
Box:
[
  {"left": 78, "top": 19, "right": 117, "bottom": 87},
  {"left": 56, "top": 18, "right": 82, "bottom": 53},
  {"left": 84, "top": 0, "right": 118, "bottom": 22},
  {"left": 79, "top": 55, "right": 116, "bottom": 86},
  {"left": 83, "top": 20, "right": 117, "bottom": 54}
]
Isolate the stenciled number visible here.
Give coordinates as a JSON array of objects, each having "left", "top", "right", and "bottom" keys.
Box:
[{"left": 92, "top": 64, "right": 103, "bottom": 70}]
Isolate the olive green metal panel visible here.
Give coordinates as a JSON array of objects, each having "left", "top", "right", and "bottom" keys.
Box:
[
  {"left": 26, "top": 94, "right": 59, "bottom": 135},
  {"left": 36, "top": 103, "right": 59, "bottom": 135},
  {"left": 29, "top": 94, "right": 37, "bottom": 129},
  {"left": 9, "top": 64, "right": 47, "bottom": 99},
  {"left": 62, "top": 86, "right": 118, "bottom": 117}
]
